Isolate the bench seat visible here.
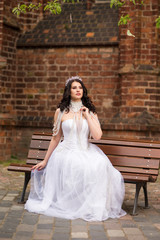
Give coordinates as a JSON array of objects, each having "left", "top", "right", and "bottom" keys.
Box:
[{"left": 8, "top": 132, "right": 160, "bottom": 215}]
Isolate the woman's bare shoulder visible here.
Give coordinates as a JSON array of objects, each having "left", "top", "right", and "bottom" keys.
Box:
[
  {"left": 54, "top": 108, "right": 61, "bottom": 121},
  {"left": 55, "top": 108, "right": 60, "bottom": 114}
]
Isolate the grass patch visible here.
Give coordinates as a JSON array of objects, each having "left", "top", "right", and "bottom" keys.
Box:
[{"left": 0, "top": 155, "right": 26, "bottom": 167}]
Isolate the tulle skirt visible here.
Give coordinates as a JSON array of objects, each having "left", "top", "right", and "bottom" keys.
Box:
[{"left": 25, "top": 142, "right": 126, "bottom": 221}]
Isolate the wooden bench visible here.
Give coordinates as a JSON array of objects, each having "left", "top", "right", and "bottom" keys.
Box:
[{"left": 8, "top": 132, "right": 160, "bottom": 215}]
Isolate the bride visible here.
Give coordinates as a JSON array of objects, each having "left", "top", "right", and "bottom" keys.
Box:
[{"left": 25, "top": 76, "right": 126, "bottom": 221}]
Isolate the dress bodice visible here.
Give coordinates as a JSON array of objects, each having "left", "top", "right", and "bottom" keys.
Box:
[{"left": 61, "top": 118, "right": 90, "bottom": 149}]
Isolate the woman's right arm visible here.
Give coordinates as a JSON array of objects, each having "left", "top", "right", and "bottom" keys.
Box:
[{"left": 32, "top": 109, "right": 62, "bottom": 171}]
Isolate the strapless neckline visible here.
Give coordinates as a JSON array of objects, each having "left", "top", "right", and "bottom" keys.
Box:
[{"left": 62, "top": 118, "right": 86, "bottom": 124}]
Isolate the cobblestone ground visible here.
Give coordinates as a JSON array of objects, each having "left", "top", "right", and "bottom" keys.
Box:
[{"left": 0, "top": 166, "right": 160, "bottom": 240}]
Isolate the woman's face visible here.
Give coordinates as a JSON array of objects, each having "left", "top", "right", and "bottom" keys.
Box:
[{"left": 70, "top": 81, "right": 83, "bottom": 101}]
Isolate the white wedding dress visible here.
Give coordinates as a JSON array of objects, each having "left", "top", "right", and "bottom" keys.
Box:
[{"left": 25, "top": 118, "right": 126, "bottom": 221}]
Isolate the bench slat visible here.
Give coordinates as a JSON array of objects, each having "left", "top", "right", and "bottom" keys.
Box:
[
  {"left": 91, "top": 138, "right": 160, "bottom": 148},
  {"left": 28, "top": 150, "right": 47, "bottom": 159},
  {"left": 26, "top": 159, "right": 41, "bottom": 165},
  {"left": 116, "top": 166, "right": 159, "bottom": 175},
  {"left": 8, "top": 164, "right": 32, "bottom": 172},
  {"left": 109, "top": 156, "right": 159, "bottom": 169},
  {"left": 30, "top": 140, "right": 50, "bottom": 149},
  {"left": 32, "top": 134, "right": 52, "bottom": 141},
  {"left": 97, "top": 145, "right": 160, "bottom": 158},
  {"left": 122, "top": 173, "right": 149, "bottom": 182}
]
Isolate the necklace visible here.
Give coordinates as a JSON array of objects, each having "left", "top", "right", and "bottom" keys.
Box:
[{"left": 69, "top": 100, "right": 83, "bottom": 113}]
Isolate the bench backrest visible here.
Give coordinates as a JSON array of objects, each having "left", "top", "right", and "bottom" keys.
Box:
[
  {"left": 93, "top": 139, "right": 160, "bottom": 182},
  {"left": 27, "top": 133, "right": 160, "bottom": 182}
]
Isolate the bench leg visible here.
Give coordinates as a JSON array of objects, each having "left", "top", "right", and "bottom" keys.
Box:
[
  {"left": 18, "top": 172, "right": 31, "bottom": 204},
  {"left": 132, "top": 183, "right": 142, "bottom": 215},
  {"left": 143, "top": 182, "right": 149, "bottom": 208}
]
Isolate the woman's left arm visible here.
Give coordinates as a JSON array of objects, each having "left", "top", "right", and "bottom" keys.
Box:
[{"left": 81, "top": 107, "right": 102, "bottom": 140}]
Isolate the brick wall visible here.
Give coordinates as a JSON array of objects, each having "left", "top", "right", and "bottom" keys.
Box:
[
  {"left": 16, "top": 47, "right": 119, "bottom": 124},
  {"left": 0, "top": 0, "right": 43, "bottom": 160},
  {"left": 3, "top": 0, "right": 44, "bottom": 32},
  {"left": 1, "top": 1, "right": 160, "bottom": 161},
  {"left": 118, "top": 0, "right": 160, "bottom": 123}
]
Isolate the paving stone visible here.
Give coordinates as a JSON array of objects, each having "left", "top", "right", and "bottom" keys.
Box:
[
  {"left": 90, "top": 236, "right": 108, "bottom": 240},
  {"left": 107, "top": 230, "right": 125, "bottom": 237},
  {"left": 133, "top": 216, "right": 149, "bottom": 222},
  {"left": 0, "top": 238, "right": 12, "bottom": 240},
  {"left": 0, "top": 208, "right": 10, "bottom": 212},
  {"left": 3, "top": 196, "right": 15, "bottom": 201},
  {"left": 146, "top": 237, "right": 160, "bottom": 240},
  {"left": 14, "top": 231, "right": 33, "bottom": 238},
  {"left": 120, "top": 223, "right": 137, "bottom": 228},
  {"left": 71, "top": 219, "right": 87, "bottom": 226},
  {"left": 34, "top": 233, "right": 52, "bottom": 239},
  {"left": 1, "top": 225, "right": 17, "bottom": 233},
  {"left": 34, "top": 229, "right": 53, "bottom": 235},
  {"left": 104, "top": 222, "right": 122, "bottom": 229},
  {"left": 52, "top": 232, "right": 70, "bottom": 240},
  {"left": 17, "top": 223, "right": 35, "bottom": 232},
  {"left": 22, "top": 215, "right": 39, "bottom": 225},
  {"left": 0, "top": 190, "right": 7, "bottom": 195},
  {"left": 89, "top": 221, "right": 103, "bottom": 225},
  {"left": 37, "top": 223, "right": 53, "bottom": 229},
  {"left": 54, "top": 227, "right": 70, "bottom": 233},
  {"left": 13, "top": 237, "right": 32, "bottom": 240},
  {"left": 3, "top": 218, "right": 21, "bottom": 225},
  {"left": 0, "top": 202, "right": 12, "bottom": 207},
  {"left": 38, "top": 215, "right": 54, "bottom": 224},
  {"left": 71, "top": 232, "right": 88, "bottom": 238},
  {"left": 148, "top": 216, "right": 160, "bottom": 223},
  {"left": 139, "top": 225, "right": 159, "bottom": 231},
  {"left": 55, "top": 219, "right": 71, "bottom": 227},
  {"left": 90, "top": 230, "right": 107, "bottom": 238},
  {"left": 126, "top": 236, "right": 146, "bottom": 240},
  {"left": 0, "top": 232, "right": 13, "bottom": 238},
  {"left": 89, "top": 224, "right": 104, "bottom": 231},
  {"left": 109, "top": 238, "right": 127, "bottom": 240},
  {"left": 72, "top": 239, "right": 90, "bottom": 240},
  {"left": 0, "top": 212, "right": 6, "bottom": 220},
  {"left": 11, "top": 205, "right": 24, "bottom": 210},
  {"left": 71, "top": 225, "right": 87, "bottom": 231},
  {"left": 123, "top": 228, "right": 142, "bottom": 235},
  {"left": 142, "top": 230, "right": 160, "bottom": 238}
]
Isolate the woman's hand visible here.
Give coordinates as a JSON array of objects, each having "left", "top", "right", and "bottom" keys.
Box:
[
  {"left": 81, "top": 107, "right": 102, "bottom": 140},
  {"left": 31, "top": 160, "right": 47, "bottom": 171},
  {"left": 81, "top": 106, "right": 89, "bottom": 119}
]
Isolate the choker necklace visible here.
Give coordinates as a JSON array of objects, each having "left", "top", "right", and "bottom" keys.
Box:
[{"left": 69, "top": 100, "right": 83, "bottom": 113}]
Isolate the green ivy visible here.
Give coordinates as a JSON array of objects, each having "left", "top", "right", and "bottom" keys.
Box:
[
  {"left": 12, "top": 1, "right": 63, "bottom": 17},
  {"left": 156, "top": 16, "right": 160, "bottom": 29},
  {"left": 12, "top": 0, "right": 160, "bottom": 29},
  {"left": 118, "top": 14, "right": 132, "bottom": 26}
]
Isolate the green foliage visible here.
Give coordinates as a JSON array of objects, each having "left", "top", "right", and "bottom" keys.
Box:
[
  {"left": 118, "top": 14, "right": 132, "bottom": 26},
  {"left": 12, "top": 0, "right": 160, "bottom": 29},
  {"left": 44, "top": 1, "right": 61, "bottom": 14},
  {"left": 12, "top": 1, "right": 63, "bottom": 17},
  {"left": 110, "top": 0, "right": 125, "bottom": 8},
  {"left": 156, "top": 16, "right": 160, "bottom": 29}
]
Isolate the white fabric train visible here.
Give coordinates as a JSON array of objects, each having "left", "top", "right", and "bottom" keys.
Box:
[{"left": 25, "top": 117, "right": 126, "bottom": 221}]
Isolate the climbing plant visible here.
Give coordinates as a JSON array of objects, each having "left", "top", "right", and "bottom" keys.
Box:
[{"left": 12, "top": 0, "right": 160, "bottom": 31}]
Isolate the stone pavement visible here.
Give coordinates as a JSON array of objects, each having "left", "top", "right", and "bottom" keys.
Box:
[{"left": 0, "top": 166, "right": 160, "bottom": 240}]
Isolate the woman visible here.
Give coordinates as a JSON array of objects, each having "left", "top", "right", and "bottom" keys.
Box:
[{"left": 25, "top": 76, "right": 126, "bottom": 221}]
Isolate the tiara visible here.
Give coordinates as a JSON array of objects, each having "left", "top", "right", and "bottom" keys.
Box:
[{"left": 65, "top": 76, "right": 82, "bottom": 86}]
